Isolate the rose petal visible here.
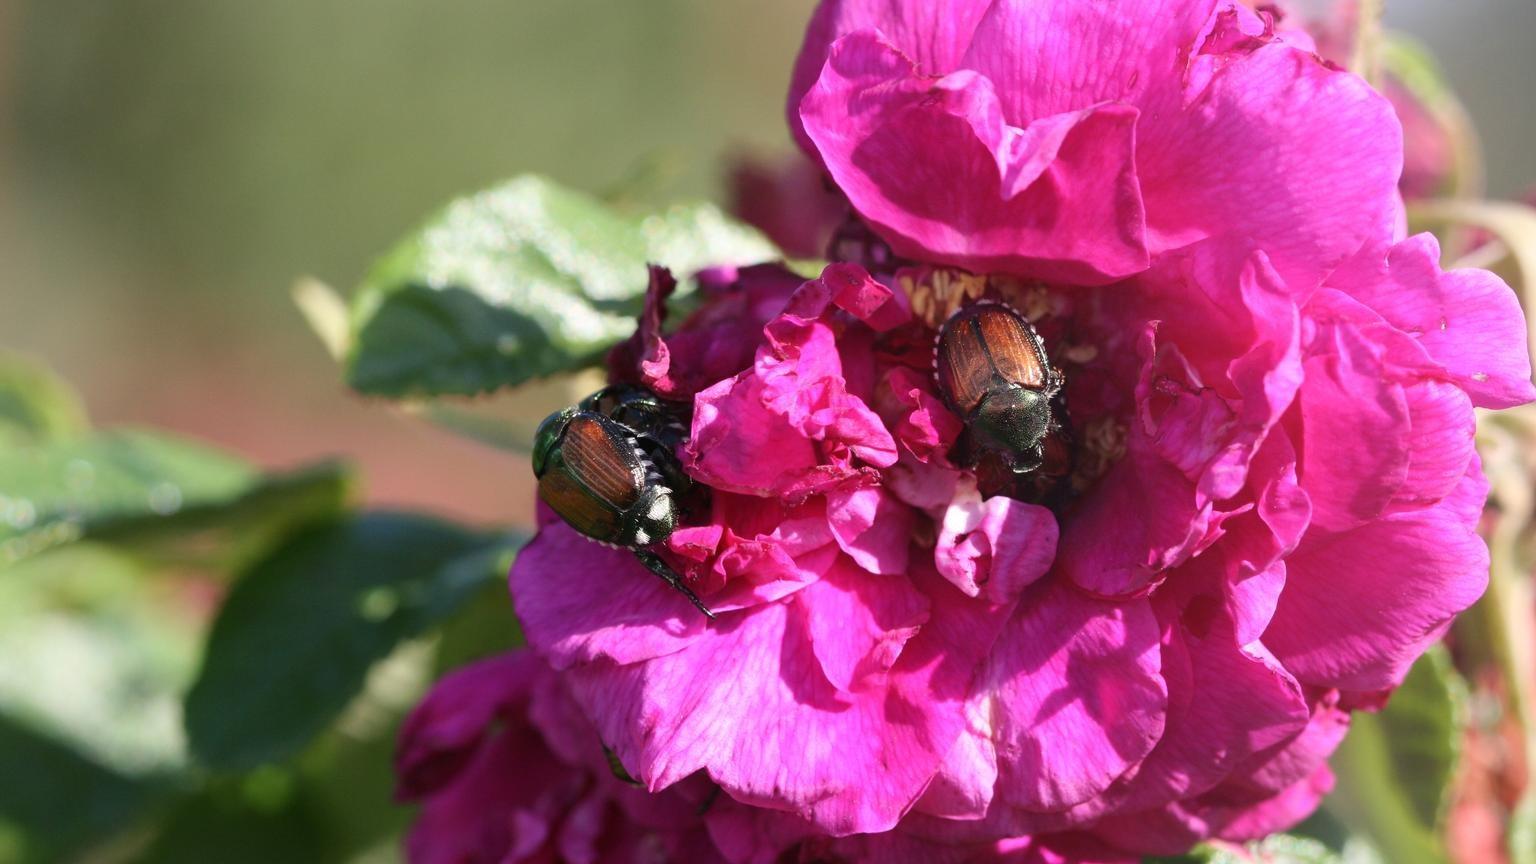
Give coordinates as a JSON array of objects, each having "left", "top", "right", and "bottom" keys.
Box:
[
  {"left": 1056, "top": 443, "right": 1210, "bottom": 597},
  {"left": 802, "top": 556, "right": 930, "bottom": 693},
  {"left": 800, "top": 30, "right": 1148, "bottom": 284},
  {"left": 571, "top": 565, "right": 1010, "bottom": 836},
  {"left": 1330, "top": 234, "right": 1536, "bottom": 409},
  {"left": 1265, "top": 460, "right": 1489, "bottom": 691},
  {"left": 827, "top": 485, "right": 915, "bottom": 575},
  {"left": 933, "top": 476, "right": 1058, "bottom": 603},
  {"left": 986, "top": 580, "right": 1167, "bottom": 813},
  {"left": 511, "top": 524, "right": 709, "bottom": 668}
]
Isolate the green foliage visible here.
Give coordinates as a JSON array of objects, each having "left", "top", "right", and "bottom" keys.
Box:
[
  {"left": 1322, "top": 646, "right": 1465, "bottom": 864},
  {"left": 1146, "top": 835, "right": 1346, "bottom": 864},
  {"left": 1511, "top": 793, "right": 1536, "bottom": 864},
  {"left": 0, "top": 545, "right": 199, "bottom": 776},
  {"left": 0, "top": 714, "right": 167, "bottom": 864},
  {"left": 183, "top": 515, "right": 517, "bottom": 772},
  {"left": 131, "top": 776, "right": 326, "bottom": 864},
  {"left": 0, "top": 359, "right": 534, "bottom": 859},
  {"left": 0, "top": 353, "right": 88, "bottom": 445},
  {"left": 90, "top": 462, "right": 355, "bottom": 572},
  {"left": 0, "top": 428, "right": 353, "bottom": 568},
  {"left": 344, "top": 175, "right": 778, "bottom": 398},
  {"left": 431, "top": 562, "right": 526, "bottom": 675}
]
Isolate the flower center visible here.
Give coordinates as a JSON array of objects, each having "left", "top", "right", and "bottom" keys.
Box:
[{"left": 895, "top": 265, "right": 1128, "bottom": 509}]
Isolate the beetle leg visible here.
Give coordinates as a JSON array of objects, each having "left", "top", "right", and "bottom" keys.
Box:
[
  {"left": 1009, "top": 442, "right": 1046, "bottom": 475},
  {"left": 1046, "top": 366, "right": 1066, "bottom": 396},
  {"left": 633, "top": 549, "right": 716, "bottom": 619}
]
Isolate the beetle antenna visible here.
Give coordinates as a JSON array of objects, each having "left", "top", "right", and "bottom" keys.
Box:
[{"left": 633, "top": 549, "right": 717, "bottom": 619}]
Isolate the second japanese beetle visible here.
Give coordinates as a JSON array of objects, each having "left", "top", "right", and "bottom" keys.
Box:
[
  {"left": 532, "top": 386, "right": 714, "bottom": 618},
  {"left": 935, "top": 301, "right": 1066, "bottom": 495}
]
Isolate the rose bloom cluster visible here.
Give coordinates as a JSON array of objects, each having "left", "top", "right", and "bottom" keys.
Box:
[{"left": 395, "top": 0, "right": 1536, "bottom": 861}]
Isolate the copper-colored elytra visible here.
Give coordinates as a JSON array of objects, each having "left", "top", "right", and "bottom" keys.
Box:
[
  {"left": 937, "top": 304, "right": 1049, "bottom": 412},
  {"left": 559, "top": 414, "right": 644, "bottom": 508},
  {"left": 973, "top": 305, "right": 1048, "bottom": 387},
  {"left": 537, "top": 469, "right": 623, "bottom": 539}
]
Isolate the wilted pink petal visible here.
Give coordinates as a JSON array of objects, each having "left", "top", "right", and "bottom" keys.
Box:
[
  {"left": 792, "top": 0, "right": 1401, "bottom": 284},
  {"left": 801, "top": 30, "right": 1147, "bottom": 284},
  {"left": 1330, "top": 234, "right": 1536, "bottom": 408},
  {"left": 933, "top": 478, "right": 1057, "bottom": 602},
  {"left": 826, "top": 485, "right": 915, "bottom": 575}
]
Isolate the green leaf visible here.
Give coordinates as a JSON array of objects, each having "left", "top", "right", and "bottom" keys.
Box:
[
  {"left": 93, "top": 462, "right": 355, "bottom": 573},
  {"left": 1145, "top": 836, "right": 1347, "bottom": 864},
  {"left": 132, "top": 775, "right": 325, "bottom": 864},
  {"left": 1511, "top": 792, "right": 1536, "bottom": 864},
  {"left": 0, "top": 428, "right": 253, "bottom": 565},
  {"left": 1322, "top": 646, "right": 1465, "bottom": 864},
  {"left": 0, "top": 713, "right": 166, "bottom": 863},
  {"left": 0, "top": 429, "right": 352, "bottom": 568},
  {"left": 0, "top": 544, "right": 200, "bottom": 775},
  {"left": 0, "top": 353, "right": 88, "bottom": 445},
  {"left": 433, "top": 572, "right": 525, "bottom": 676},
  {"left": 345, "top": 174, "right": 779, "bottom": 398},
  {"left": 183, "top": 514, "right": 515, "bottom": 772}
]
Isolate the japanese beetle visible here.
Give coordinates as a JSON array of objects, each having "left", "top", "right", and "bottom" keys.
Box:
[
  {"left": 935, "top": 301, "right": 1066, "bottom": 496},
  {"left": 533, "top": 386, "right": 714, "bottom": 618}
]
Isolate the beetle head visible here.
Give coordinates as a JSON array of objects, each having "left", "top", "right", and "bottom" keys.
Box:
[{"left": 531, "top": 407, "right": 577, "bottom": 477}]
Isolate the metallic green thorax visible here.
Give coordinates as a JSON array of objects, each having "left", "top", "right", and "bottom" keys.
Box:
[
  {"left": 531, "top": 406, "right": 576, "bottom": 477},
  {"left": 969, "top": 385, "right": 1053, "bottom": 474}
]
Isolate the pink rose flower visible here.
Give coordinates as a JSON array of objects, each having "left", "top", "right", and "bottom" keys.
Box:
[
  {"left": 501, "top": 1, "right": 1535, "bottom": 860},
  {"left": 511, "top": 228, "right": 1531, "bottom": 858},
  {"left": 395, "top": 652, "right": 724, "bottom": 864}
]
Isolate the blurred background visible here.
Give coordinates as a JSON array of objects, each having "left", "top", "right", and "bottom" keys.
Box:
[
  {"left": 1, "top": 2, "right": 1534, "bottom": 862},
  {"left": 1, "top": 0, "right": 830, "bottom": 528}
]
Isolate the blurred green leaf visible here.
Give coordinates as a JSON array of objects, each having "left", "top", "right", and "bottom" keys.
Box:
[
  {"left": 1511, "top": 793, "right": 1536, "bottom": 864},
  {"left": 345, "top": 174, "right": 778, "bottom": 398},
  {"left": 183, "top": 514, "right": 516, "bottom": 772},
  {"left": 1322, "top": 646, "right": 1465, "bottom": 864},
  {"left": 132, "top": 775, "right": 325, "bottom": 864},
  {"left": 432, "top": 565, "right": 525, "bottom": 675},
  {"left": 94, "top": 461, "right": 355, "bottom": 573},
  {"left": 296, "top": 713, "right": 415, "bottom": 863},
  {"left": 0, "top": 545, "right": 200, "bottom": 775},
  {"left": 0, "top": 354, "right": 88, "bottom": 445},
  {"left": 0, "top": 429, "right": 251, "bottom": 563},
  {"left": 0, "top": 428, "right": 353, "bottom": 568},
  {"left": 0, "top": 713, "right": 167, "bottom": 863},
  {"left": 1146, "top": 835, "right": 1347, "bottom": 863}
]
